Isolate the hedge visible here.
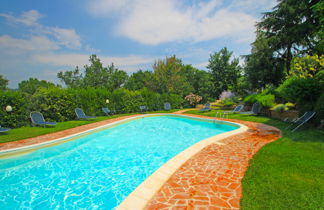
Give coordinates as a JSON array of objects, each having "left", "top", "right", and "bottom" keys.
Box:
[{"left": 0, "top": 87, "right": 184, "bottom": 128}]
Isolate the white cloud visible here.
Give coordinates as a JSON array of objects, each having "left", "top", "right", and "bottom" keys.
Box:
[
  {"left": 0, "top": 10, "right": 42, "bottom": 26},
  {"left": 47, "top": 27, "right": 81, "bottom": 49},
  {"left": 87, "top": 0, "right": 257, "bottom": 45},
  {"left": 0, "top": 35, "right": 59, "bottom": 51},
  {"left": 0, "top": 10, "right": 82, "bottom": 49}
]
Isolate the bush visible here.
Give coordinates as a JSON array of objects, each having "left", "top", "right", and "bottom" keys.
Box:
[
  {"left": 244, "top": 94, "right": 258, "bottom": 105},
  {"left": 276, "top": 77, "right": 321, "bottom": 110},
  {"left": 31, "top": 87, "right": 77, "bottom": 122},
  {"left": 69, "top": 88, "right": 110, "bottom": 116},
  {"left": 256, "top": 94, "right": 275, "bottom": 108},
  {"left": 271, "top": 103, "right": 295, "bottom": 112},
  {"left": 184, "top": 93, "right": 202, "bottom": 107},
  {"left": 161, "top": 94, "right": 183, "bottom": 109},
  {"left": 139, "top": 88, "right": 161, "bottom": 111},
  {"left": 0, "top": 90, "right": 29, "bottom": 128}
]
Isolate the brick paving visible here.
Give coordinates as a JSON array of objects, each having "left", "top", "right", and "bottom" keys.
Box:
[{"left": 144, "top": 112, "right": 281, "bottom": 210}]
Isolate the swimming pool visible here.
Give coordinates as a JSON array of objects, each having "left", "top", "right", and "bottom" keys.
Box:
[{"left": 0, "top": 115, "right": 240, "bottom": 209}]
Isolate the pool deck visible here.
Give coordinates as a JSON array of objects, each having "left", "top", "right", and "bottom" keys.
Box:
[
  {"left": 0, "top": 111, "right": 281, "bottom": 209},
  {"left": 143, "top": 110, "right": 280, "bottom": 209}
]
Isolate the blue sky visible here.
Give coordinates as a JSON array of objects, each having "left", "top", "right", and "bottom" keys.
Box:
[{"left": 0, "top": 0, "right": 276, "bottom": 88}]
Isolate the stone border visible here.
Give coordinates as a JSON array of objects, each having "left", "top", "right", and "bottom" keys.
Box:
[{"left": 117, "top": 115, "right": 248, "bottom": 210}]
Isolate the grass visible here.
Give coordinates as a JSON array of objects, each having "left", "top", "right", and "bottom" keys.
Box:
[
  {"left": 186, "top": 109, "right": 324, "bottom": 209},
  {"left": 0, "top": 109, "right": 178, "bottom": 143}
]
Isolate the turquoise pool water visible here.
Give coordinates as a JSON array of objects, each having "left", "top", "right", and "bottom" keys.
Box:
[{"left": 0, "top": 115, "right": 238, "bottom": 209}]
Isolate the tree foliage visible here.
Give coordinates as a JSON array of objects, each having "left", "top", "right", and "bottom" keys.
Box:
[
  {"left": 124, "top": 70, "right": 153, "bottom": 91},
  {"left": 57, "top": 55, "right": 128, "bottom": 91},
  {"left": 18, "top": 78, "right": 58, "bottom": 95},
  {"left": 150, "top": 56, "right": 192, "bottom": 96},
  {"left": 207, "top": 47, "right": 241, "bottom": 98},
  {"left": 0, "top": 75, "right": 8, "bottom": 91},
  {"left": 289, "top": 54, "right": 324, "bottom": 78},
  {"left": 244, "top": 32, "right": 285, "bottom": 89},
  {"left": 257, "top": 0, "right": 321, "bottom": 73}
]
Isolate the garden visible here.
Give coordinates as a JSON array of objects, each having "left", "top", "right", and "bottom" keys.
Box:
[{"left": 0, "top": 0, "right": 323, "bottom": 208}]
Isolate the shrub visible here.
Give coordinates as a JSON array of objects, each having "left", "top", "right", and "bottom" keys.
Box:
[
  {"left": 219, "top": 90, "right": 235, "bottom": 100},
  {"left": 68, "top": 88, "right": 110, "bottom": 116},
  {"left": 109, "top": 88, "right": 142, "bottom": 113},
  {"left": 161, "top": 94, "right": 183, "bottom": 109},
  {"left": 31, "top": 87, "right": 77, "bottom": 122},
  {"left": 244, "top": 94, "right": 258, "bottom": 105},
  {"left": 256, "top": 94, "right": 275, "bottom": 108},
  {"left": 220, "top": 98, "right": 236, "bottom": 107},
  {"left": 271, "top": 102, "right": 295, "bottom": 112},
  {"left": 139, "top": 88, "right": 161, "bottom": 111},
  {"left": 0, "top": 90, "right": 29, "bottom": 128},
  {"left": 276, "top": 77, "right": 321, "bottom": 110},
  {"left": 184, "top": 93, "right": 202, "bottom": 107}
]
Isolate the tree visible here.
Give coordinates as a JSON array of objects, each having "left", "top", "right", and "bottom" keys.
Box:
[
  {"left": 57, "top": 55, "right": 128, "bottom": 90},
  {"left": 244, "top": 32, "right": 285, "bottom": 89},
  {"left": 124, "top": 70, "right": 153, "bottom": 91},
  {"left": 257, "top": 0, "right": 321, "bottom": 74},
  {"left": 18, "top": 78, "right": 58, "bottom": 95},
  {"left": 57, "top": 67, "right": 83, "bottom": 88},
  {"left": 150, "top": 56, "right": 193, "bottom": 96},
  {"left": 207, "top": 47, "right": 241, "bottom": 98},
  {"left": 181, "top": 65, "right": 213, "bottom": 102},
  {"left": 0, "top": 75, "right": 8, "bottom": 91},
  {"left": 289, "top": 54, "right": 324, "bottom": 78}
]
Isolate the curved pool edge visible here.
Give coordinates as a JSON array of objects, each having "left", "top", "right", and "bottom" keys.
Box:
[
  {"left": 0, "top": 113, "right": 248, "bottom": 209},
  {"left": 117, "top": 114, "right": 248, "bottom": 210}
]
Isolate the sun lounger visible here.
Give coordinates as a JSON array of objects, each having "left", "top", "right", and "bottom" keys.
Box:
[
  {"left": 75, "top": 108, "right": 96, "bottom": 120},
  {"left": 30, "top": 111, "right": 57, "bottom": 127}
]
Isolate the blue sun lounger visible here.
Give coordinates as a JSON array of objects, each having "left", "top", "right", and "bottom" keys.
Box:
[
  {"left": 287, "top": 111, "right": 316, "bottom": 132},
  {"left": 75, "top": 108, "right": 96, "bottom": 120},
  {"left": 224, "top": 104, "right": 244, "bottom": 114},
  {"left": 30, "top": 111, "right": 57, "bottom": 127},
  {"left": 0, "top": 126, "right": 10, "bottom": 133},
  {"left": 102, "top": 107, "right": 115, "bottom": 115},
  {"left": 240, "top": 102, "right": 261, "bottom": 115},
  {"left": 139, "top": 105, "right": 147, "bottom": 113},
  {"left": 164, "top": 102, "right": 171, "bottom": 111},
  {"left": 199, "top": 103, "right": 211, "bottom": 112}
]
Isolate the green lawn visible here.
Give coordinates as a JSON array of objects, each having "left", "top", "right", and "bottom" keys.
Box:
[
  {"left": 186, "top": 109, "right": 324, "bottom": 209},
  {"left": 0, "top": 109, "right": 178, "bottom": 143}
]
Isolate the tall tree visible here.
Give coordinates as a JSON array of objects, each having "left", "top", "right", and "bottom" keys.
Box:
[
  {"left": 0, "top": 75, "right": 8, "bottom": 91},
  {"left": 57, "top": 66, "right": 83, "bottom": 88},
  {"left": 207, "top": 47, "right": 241, "bottom": 98},
  {"left": 151, "top": 56, "right": 193, "bottom": 96},
  {"left": 57, "top": 55, "right": 128, "bottom": 90},
  {"left": 244, "top": 32, "right": 285, "bottom": 89},
  {"left": 181, "top": 65, "right": 213, "bottom": 101},
  {"left": 18, "top": 78, "right": 59, "bottom": 95},
  {"left": 124, "top": 70, "right": 153, "bottom": 91},
  {"left": 257, "top": 0, "right": 321, "bottom": 74}
]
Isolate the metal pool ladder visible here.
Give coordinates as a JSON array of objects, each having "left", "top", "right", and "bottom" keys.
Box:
[{"left": 214, "top": 112, "right": 228, "bottom": 124}]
